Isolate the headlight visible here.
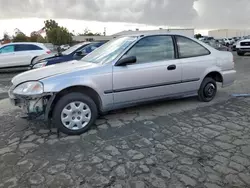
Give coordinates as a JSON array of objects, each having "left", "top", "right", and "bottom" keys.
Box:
[
  {"left": 13, "top": 81, "right": 43, "bottom": 96},
  {"left": 32, "top": 61, "right": 47, "bottom": 69}
]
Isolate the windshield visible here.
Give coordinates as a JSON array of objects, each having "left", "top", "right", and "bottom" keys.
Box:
[
  {"left": 81, "top": 36, "right": 137, "bottom": 64},
  {"left": 62, "top": 43, "right": 86, "bottom": 55}
]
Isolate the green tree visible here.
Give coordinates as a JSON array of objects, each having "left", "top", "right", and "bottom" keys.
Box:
[
  {"left": 12, "top": 33, "right": 28, "bottom": 42},
  {"left": 78, "top": 28, "right": 101, "bottom": 36},
  {"left": 37, "top": 35, "right": 47, "bottom": 43},
  {"left": 44, "top": 19, "right": 72, "bottom": 45},
  {"left": 30, "top": 32, "right": 39, "bottom": 42},
  {"left": 3, "top": 33, "right": 10, "bottom": 41},
  {"left": 47, "top": 27, "right": 72, "bottom": 45},
  {"left": 29, "top": 32, "right": 46, "bottom": 43},
  {"left": 44, "top": 19, "right": 58, "bottom": 32}
]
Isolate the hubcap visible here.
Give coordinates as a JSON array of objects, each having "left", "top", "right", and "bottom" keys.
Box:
[
  {"left": 204, "top": 83, "right": 215, "bottom": 97},
  {"left": 61, "top": 101, "right": 91, "bottom": 130}
]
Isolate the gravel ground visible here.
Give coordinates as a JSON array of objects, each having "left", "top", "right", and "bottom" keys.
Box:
[{"left": 0, "top": 98, "right": 250, "bottom": 187}]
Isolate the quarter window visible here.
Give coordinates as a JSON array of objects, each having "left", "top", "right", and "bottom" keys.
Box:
[
  {"left": 124, "top": 36, "right": 175, "bottom": 64},
  {"left": 176, "top": 36, "right": 210, "bottom": 58},
  {"left": 0, "top": 45, "right": 14, "bottom": 53}
]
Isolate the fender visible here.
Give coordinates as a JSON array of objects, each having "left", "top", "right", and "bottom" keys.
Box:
[{"left": 199, "top": 66, "right": 223, "bottom": 86}]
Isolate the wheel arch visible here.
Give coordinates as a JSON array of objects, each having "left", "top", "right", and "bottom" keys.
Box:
[
  {"left": 31, "top": 56, "right": 38, "bottom": 64},
  {"left": 204, "top": 71, "right": 223, "bottom": 83},
  {"left": 46, "top": 85, "right": 103, "bottom": 120}
]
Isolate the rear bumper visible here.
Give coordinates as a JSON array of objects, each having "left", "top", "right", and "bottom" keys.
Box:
[{"left": 221, "top": 70, "right": 236, "bottom": 88}]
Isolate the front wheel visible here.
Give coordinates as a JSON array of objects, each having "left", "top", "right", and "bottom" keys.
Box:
[
  {"left": 52, "top": 92, "right": 98, "bottom": 135},
  {"left": 198, "top": 77, "right": 217, "bottom": 102}
]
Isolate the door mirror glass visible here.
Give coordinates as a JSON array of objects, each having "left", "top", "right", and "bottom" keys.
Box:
[{"left": 116, "top": 56, "right": 137, "bottom": 66}]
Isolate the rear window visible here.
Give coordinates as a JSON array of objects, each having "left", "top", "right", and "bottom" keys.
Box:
[{"left": 15, "top": 44, "right": 43, "bottom": 52}]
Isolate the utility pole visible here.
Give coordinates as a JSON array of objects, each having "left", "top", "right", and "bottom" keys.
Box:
[{"left": 103, "top": 27, "right": 106, "bottom": 36}]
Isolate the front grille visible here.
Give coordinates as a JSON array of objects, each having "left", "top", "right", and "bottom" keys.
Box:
[{"left": 240, "top": 42, "right": 250, "bottom": 46}]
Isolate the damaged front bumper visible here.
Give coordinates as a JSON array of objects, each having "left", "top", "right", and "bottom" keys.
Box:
[{"left": 9, "top": 87, "right": 55, "bottom": 120}]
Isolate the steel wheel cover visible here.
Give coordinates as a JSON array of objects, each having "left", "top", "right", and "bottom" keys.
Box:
[{"left": 61, "top": 101, "right": 91, "bottom": 130}]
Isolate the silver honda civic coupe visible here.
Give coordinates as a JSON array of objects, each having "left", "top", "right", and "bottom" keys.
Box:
[{"left": 9, "top": 34, "right": 236, "bottom": 135}]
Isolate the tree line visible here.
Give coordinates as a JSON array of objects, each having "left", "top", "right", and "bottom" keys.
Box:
[{"left": 2, "top": 19, "right": 102, "bottom": 45}]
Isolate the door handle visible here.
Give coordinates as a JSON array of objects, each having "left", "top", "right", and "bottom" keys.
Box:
[{"left": 167, "top": 64, "right": 176, "bottom": 70}]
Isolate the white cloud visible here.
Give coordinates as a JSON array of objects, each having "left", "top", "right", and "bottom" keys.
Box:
[
  {"left": 0, "top": 18, "right": 164, "bottom": 38},
  {"left": 1, "top": 0, "right": 249, "bottom": 37}
]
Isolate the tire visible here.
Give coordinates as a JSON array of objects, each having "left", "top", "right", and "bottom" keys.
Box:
[
  {"left": 237, "top": 52, "right": 244, "bottom": 56},
  {"left": 52, "top": 92, "right": 98, "bottom": 135},
  {"left": 198, "top": 77, "right": 217, "bottom": 102}
]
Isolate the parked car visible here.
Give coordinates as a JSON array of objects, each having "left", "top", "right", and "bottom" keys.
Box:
[
  {"left": 9, "top": 34, "right": 236, "bottom": 135},
  {"left": 60, "top": 44, "right": 70, "bottom": 51},
  {"left": 231, "top": 42, "right": 237, "bottom": 51},
  {"left": 208, "top": 40, "right": 230, "bottom": 51},
  {"left": 236, "top": 39, "right": 250, "bottom": 56},
  {"left": 31, "top": 41, "right": 106, "bottom": 69},
  {"left": 0, "top": 42, "right": 51, "bottom": 69},
  {"left": 222, "top": 38, "right": 231, "bottom": 46},
  {"left": 228, "top": 38, "right": 235, "bottom": 44}
]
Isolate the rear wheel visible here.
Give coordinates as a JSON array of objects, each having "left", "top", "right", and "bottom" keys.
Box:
[
  {"left": 52, "top": 92, "right": 97, "bottom": 135},
  {"left": 198, "top": 77, "right": 217, "bottom": 102}
]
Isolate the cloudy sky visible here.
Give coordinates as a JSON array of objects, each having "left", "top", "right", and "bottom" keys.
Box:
[{"left": 0, "top": 0, "right": 249, "bottom": 37}]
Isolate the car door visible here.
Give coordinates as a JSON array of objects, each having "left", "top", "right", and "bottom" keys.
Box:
[
  {"left": 14, "top": 44, "right": 38, "bottom": 66},
  {"left": 0, "top": 45, "right": 18, "bottom": 68},
  {"left": 175, "top": 35, "right": 215, "bottom": 92},
  {"left": 112, "top": 35, "right": 182, "bottom": 104}
]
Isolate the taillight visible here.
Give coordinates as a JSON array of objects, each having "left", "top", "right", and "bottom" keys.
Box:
[{"left": 46, "top": 51, "right": 51, "bottom": 54}]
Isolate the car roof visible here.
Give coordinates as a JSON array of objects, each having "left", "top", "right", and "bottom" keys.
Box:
[
  {"left": 119, "top": 33, "right": 197, "bottom": 40},
  {"left": 1, "top": 42, "right": 45, "bottom": 47}
]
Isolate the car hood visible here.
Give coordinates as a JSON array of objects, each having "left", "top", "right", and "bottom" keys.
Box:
[
  {"left": 33, "top": 52, "right": 61, "bottom": 64},
  {"left": 12, "top": 60, "right": 97, "bottom": 86}
]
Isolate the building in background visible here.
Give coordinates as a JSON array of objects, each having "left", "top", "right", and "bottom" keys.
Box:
[
  {"left": 208, "top": 29, "right": 250, "bottom": 39},
  {"left": 112, "top": 28, "right": 195, "bottom": 38},
  {"left": 73, "top": 28, "right": 195, "bottom": 42}
]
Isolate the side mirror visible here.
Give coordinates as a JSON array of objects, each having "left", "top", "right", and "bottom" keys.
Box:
[{"left": 116, "top": 56, "right": 137, "bottom": 66}]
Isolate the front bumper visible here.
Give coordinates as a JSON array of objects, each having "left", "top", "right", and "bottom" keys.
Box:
[
  {"left": 8, "top": 86, "right": 53, "bottom": 118},
  {"left": 237, "top": 48, "right": 250, "bottom": 52},
  {"left": 9, "top": 95, "right": 45, "bottom": 115}
]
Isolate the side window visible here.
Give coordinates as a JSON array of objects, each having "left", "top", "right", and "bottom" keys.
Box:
[
  {"left": 81, "top": 44, "right": 99, "bottom": 54},
  {"left": 176, "top": 36, "right": 210, "bottom": 58},
  {"left": 124, "top": 36, "right": 175, "bottom": 64},
  {"left": 0, "top": 45, "right": 14, "bottom": 54},
  {"left": 15, "top": 44, "right": 42, "bottom": 52}
]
